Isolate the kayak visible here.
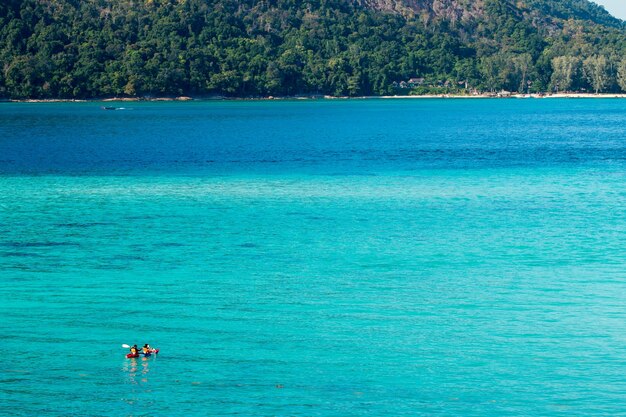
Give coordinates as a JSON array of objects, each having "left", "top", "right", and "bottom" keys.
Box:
[
  {"left": 143, "top": 349, "right": 159, "bottom": 357},
  {"left": 126, "top": 349, "right": 159, "bottom": 358}
]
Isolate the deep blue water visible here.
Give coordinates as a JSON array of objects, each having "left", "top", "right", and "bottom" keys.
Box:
[
  {"left": 2, "top": 99, "right": 626, "bottom": 174},
  {"left": 1, "top": 99, "right": 626, "bottom": 416}
]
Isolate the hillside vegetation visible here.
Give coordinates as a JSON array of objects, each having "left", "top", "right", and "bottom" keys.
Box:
[{"left": 1, "top": 0, "right": 626, "bottom": 98}]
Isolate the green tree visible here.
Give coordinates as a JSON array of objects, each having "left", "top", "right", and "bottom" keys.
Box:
[
  {"left": 480, "top": 54, "right": 511, "bottom": 92},
  {"left": 512, "top": 53, "right": 533, "bottom": 93},
  {"left": 583, "top": 55, "right": 610, "bottom": 94},
  {"left": 616, "top": 58, "right": 626, "bottom": 93},
  {"left": 550, "top": 56, "right": 579, "bottom": 93}
]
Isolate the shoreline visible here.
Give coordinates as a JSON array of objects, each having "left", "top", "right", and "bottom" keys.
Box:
[{"left": 4, "top": 93, "right": 626, "bottom": 103}]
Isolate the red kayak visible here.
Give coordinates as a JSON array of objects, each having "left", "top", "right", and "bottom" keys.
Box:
[{"left": 126, "top": 349, "right": 159, "bottom": 358}]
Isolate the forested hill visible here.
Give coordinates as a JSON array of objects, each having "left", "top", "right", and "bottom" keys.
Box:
[{"left": 1, "top": 0, "right": 626, "bottom": 99}]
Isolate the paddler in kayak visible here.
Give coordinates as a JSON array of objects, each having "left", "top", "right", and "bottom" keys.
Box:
[
  {"left": 142, "top": 344, "right": 160, "bottom": 356},
  {"left": 129, "top": 344, "right": 139, "bottom": 356}
]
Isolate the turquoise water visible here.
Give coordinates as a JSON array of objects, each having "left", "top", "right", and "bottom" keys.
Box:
[{"left": 1, "top": 99, "right": 626, "bottom": 416}]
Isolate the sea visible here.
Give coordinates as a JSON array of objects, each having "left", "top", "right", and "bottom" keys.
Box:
[{"left": 1, "top": 98, "right": 626, "bottom": 416}]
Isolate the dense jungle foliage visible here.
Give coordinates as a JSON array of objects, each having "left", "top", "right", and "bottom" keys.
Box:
[{"left": 1, "top": 0, "right": 626, "bottom": 98}]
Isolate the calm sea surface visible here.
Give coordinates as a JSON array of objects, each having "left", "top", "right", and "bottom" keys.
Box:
[{"left": 1, "top": 99, "right": 626, "bottom": 416}]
